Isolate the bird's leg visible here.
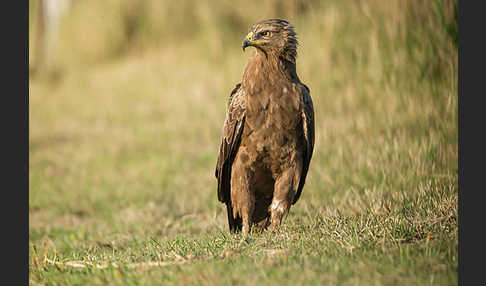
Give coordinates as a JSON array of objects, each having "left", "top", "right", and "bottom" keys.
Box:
[
  {"left": 268, "top": 168, "right": 299, "bottom": 232},
  {"left": 239, "top": 182, "right": 255, "bottom": 234},
  {"left": 231, "top": 161, "right": 255, "bottom": 234},
  {"left": 241, "top": 204, "right": 254, "bottom": 234},
  {"left": 268, "top": 198, "right": 290, "bottom": 232}
]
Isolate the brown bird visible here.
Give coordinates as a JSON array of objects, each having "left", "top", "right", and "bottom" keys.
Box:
[{"left": 215, "top": 19, "right": 315, "bottom": 233}]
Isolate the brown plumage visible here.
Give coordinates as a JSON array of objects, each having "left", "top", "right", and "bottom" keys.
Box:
[{"left": 215, "top": 19, "right": 315, "bottom": 233}]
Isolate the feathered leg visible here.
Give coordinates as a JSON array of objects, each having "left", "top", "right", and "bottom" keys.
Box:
[
  {"left": 269, "top": 165, "right": 301, "bottom": 232},
  {"left": 230, "top": 156, "right": 255, "bottom": 234}
]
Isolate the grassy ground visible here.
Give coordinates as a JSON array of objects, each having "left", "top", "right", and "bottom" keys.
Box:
[{"left": 29, "top": 0, "right": 458, "bottom": 285}]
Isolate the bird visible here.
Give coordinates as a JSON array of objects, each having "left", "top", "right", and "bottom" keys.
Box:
[{"left": 215, "top": 19, "right": 315, "bottom": 233}]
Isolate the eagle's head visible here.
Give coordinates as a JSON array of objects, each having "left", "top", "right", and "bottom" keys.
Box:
[{"left": 242, "top": 19, "right": 298, "bottom": 62}]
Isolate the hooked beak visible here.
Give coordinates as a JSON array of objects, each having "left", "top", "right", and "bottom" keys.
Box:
[
  {"left": 242, "top": 38, "right": 252, "bottom": 51},
  {"left": 242, "top": 32, "right": 254, "bottom": 51}
]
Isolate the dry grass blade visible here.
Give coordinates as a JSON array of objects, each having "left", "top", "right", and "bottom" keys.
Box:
[{"left": 45, "top": 257, "right": 212, "bottom": 269}]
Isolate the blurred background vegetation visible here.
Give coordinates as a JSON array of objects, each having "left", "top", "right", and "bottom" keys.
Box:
[
  {"left": 28, "top": 0, "right": 458, "bottom": 238},
  {"left": 29, "top": 0, "right": 457, "bottom": 284},
  {"left": 29, "top": 0, "right": 457, "bottom": 80},
  {"left": 28, "top": 0, "right": 458, "bottom": 249}
]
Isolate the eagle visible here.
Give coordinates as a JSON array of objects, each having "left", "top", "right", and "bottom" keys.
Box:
[{"left": 215, "top": 19, "right": 315, "bottom": 233}]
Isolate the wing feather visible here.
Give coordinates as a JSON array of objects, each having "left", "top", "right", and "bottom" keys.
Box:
[
  {"left": 293, "top": 84, "right": 315, "bottom": 204},
  {"left": 215, "top": 83, "right": 246, "bottom": 231}
]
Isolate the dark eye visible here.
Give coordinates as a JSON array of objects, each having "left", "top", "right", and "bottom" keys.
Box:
[{"left": 261, "top": 31, "right": 271, "bottom": 37}]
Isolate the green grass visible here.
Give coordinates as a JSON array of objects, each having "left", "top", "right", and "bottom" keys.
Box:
[{"left": 29, "top": 0, "right": 457, "bottom": 285}]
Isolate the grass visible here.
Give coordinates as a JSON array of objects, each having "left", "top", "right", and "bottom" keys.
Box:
[{"left": 29, "top": 0, "right": 457, "bottom": 285}]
